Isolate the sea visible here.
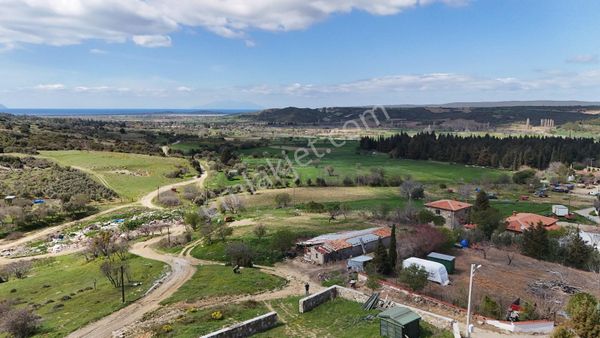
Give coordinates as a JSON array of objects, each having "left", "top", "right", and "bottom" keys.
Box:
[{"left": 1, "top": 108, "right": 257, "bottom": 116}]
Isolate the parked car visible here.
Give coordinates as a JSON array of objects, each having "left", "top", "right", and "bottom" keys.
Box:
[{"left": 590, "top": 191, "right": 600, "bottom": 196}]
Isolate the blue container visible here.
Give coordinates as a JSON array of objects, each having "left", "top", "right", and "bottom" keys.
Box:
[{"left": 460, "top": 239, "right": 469, "bottom": 248}]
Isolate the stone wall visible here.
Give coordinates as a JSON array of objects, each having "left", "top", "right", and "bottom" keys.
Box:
[
  {"left": 200, "top": 312, "right": 278, "bottom": 338},
  {"left": 298, "top": 286, "right": 338, "bottom": 313}
]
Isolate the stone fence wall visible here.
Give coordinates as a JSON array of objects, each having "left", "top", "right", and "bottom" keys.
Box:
[
  {"left": 298, "top": 286, "right": 338, "bottom": 313},
  {"left": 199, "top": 312, "right": 278, "bottom": 338}
]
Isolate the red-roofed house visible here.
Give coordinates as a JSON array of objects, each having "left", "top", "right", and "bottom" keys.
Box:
[
  {"left": 425, "top": 199, "right": 473, "bottom": 229},
  {"left": 505, "top": 212, "right": 559, "bottom": 233}
]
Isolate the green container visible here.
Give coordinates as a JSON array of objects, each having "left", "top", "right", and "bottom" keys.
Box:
[
  {"left": 426, "top": 252, "right": 455, "bottom": 274},
  {"left": 379, "top": 307, "right": 421, "bottom": 338}
]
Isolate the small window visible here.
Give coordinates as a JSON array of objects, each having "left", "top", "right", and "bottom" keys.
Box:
[{"left": 435, "top": 209, "right": 441, "bottom": 215}]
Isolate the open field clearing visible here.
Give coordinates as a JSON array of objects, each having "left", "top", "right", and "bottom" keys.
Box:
[
  {"left": 205, "top": 140, "right": 508, "bottom": 189},
  {"left": 0, "top": 254, "right": 166, "bottom": 337},
  {"left": 162, "top": 265, "right": 286, "bottom": 305},
  {"left": 241, "top": 186, "right": 400, "bottom": 208},
  {"left": 423, "top": 247, "right": 600, "bottom": 319},
  {"left": 38, "top": 151, "right": 193, "bottom": 201}
]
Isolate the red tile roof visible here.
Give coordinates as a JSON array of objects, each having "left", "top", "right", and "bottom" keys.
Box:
[
  {"left": 373, "top": 227, "right": 392, "bottom": 238},
  {"left": 505, "top": 213, "right": 559, "bottom": 233},
  {"left": 326, "top": 239, "right": 352, "bottom": 251},
  {"left": 464, "top": 223, "right": 478, "bottom": 230},
  {"left": 425, "top": 199, "right": 473, "bottom": 212}
]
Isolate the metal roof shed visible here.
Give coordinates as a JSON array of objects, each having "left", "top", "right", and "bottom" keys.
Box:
[
  {"left": 378, "top": 306, "right": 421, "bottom": 338},
  {"left": 426, "top": 252, "right": 456, "bottom": 274},
  {"left": 347, "top": 255, "right": 372, "bottom": 272}
]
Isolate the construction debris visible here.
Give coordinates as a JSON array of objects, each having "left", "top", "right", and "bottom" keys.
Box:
[{"left": 527, "top": 279, "right": 580, "bottom": 296}]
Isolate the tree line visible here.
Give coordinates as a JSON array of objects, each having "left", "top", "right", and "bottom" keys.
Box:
[{"left": 359, "top": 132, "right": 600, "bottom": 170}]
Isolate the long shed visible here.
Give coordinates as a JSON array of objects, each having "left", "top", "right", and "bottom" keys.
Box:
[
  {"left": 426, "top": 252, "right": 456, "bottom": 274},
  {"left": 379, "top": 306, "right": 421, "bottom": 338}
]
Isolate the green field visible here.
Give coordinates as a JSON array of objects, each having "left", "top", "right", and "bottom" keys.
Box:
[
  {"left": 207, "top": 140, "right": 507, "bottom": 189},
  {"left": 38, "top": 150, "right": 193, "bottom": 201},
  {"left": 162, "top": 265, "right": 286, "bottom": 305},
  {"left": 0, "top": 254, "right": 166, "bottom": 337}
]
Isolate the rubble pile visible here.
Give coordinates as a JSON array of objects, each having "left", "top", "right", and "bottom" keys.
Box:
[{"left": 527, "top": 279, "right": 580, "bottom": 296}]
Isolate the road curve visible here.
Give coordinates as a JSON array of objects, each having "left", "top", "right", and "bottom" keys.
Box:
[
  {"left": 66, "top": 231, "right": 196, "bottom": 338},
  {"left": 0, "top": 169, "right": 207, "bottom": 257}
]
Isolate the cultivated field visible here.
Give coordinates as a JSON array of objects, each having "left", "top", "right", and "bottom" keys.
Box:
[{"left": 39, "top": 151, "right": 193, "bottom": 201}]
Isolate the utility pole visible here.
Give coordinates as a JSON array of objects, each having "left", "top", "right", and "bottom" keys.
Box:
[
  {"left": 466, "top": 264, "right": 482, "bottom": 338},
  {"left": 120, "top": 265, "right": 125, "bottom": 303}
]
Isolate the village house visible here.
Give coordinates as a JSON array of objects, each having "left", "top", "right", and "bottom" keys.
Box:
[
  {"left": 424, "top": 199, "right": 472, "bottom": 229},
  {"left": 505, "top": 212, "right": 559, "bottom": 233},
  {"left": 298, "top": 227, "right": 391, "bottom": 265}
]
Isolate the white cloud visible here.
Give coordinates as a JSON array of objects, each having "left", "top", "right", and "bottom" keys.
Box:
[
  {"left": 34, "top": 83, "right": 66, "bottom": 91},
  {"left": 0, "top": 0, "right": 467, "bottom": 48},
  {"left": 89, "top": 48, "right": 108, "bottom": 54},
  {"left": 566, "top": 54, "right": 598, "bottom": 64},
  {"left": 176, "top": 86, "right": 192, "bottom": 92},
  {"left": 132, "top": 34, "right": 172, "bottom": 48}
]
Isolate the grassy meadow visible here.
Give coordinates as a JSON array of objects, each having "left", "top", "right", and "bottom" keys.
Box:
[
  {"left": 162, "top": 265, "right": 286, "bottom": 305},
  {"left": 0, "top": 254, "right": 166, "bottom": 337},
  {"left": 38, "top": 150, "right": 193, "bottom": 201},
  {"left": 205, "top": 139, "right": 507, "bottom": 189}
]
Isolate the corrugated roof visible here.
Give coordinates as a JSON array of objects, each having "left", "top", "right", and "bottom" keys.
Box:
[
  {"left": 349, "top": 255, "right": 373, "bottom": 262},
  {"left": 425, "top": 199, "right": 472, "bottom": 212},
  {"left": 427, "top": 252, "right": 455, "bottom": 261},
  {"left": 346, "top": 233, "right": 380, "bottom": 247},
  {"left": 378, "top": 306, "right": 421, "bottom": 325},
  {"left": 298, "top": 227, "right": 386, "bottom": 246}
]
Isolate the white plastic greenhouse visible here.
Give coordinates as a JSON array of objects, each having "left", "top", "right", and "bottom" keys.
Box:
[{"left": 402, "top": 257, "right": 450, "bottom": 286}]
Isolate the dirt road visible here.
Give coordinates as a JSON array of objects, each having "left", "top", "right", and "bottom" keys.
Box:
[
  {"left": 0, "top": 169, "right": 207, "bottom": 261},
  {"left": 67, "top": 230, "right": 197, "bottom": 338}
]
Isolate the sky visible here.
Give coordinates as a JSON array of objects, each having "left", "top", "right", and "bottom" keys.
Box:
[{"left": 0, "top": 0, "right": 599, "bottom": 109}]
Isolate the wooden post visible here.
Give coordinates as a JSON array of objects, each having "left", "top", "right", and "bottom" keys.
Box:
[{"left": 121, "top": 265, "right": 125, "bottom": 303}]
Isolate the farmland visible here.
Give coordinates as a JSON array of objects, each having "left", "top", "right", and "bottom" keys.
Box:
[
  {"left": 205, "top": 139, "right": 508, "bottom": 189},
  {"left": 38, "top": 151, "right": 194, "bottom": 201}
]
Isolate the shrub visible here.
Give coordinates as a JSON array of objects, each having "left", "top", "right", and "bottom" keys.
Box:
[
  {"left": 398, "top": 264, "right": 428, "bottom": 291},
  {"left": 0, "top": 308, "right": 41, "bottom": 338},
  {"left": 513, "top": 169, "right": 536, "bottom": 184}
]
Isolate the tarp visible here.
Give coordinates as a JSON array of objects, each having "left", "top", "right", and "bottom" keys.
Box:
[{"left": 402, "top": 257, "right": 450, "bottom": 286}]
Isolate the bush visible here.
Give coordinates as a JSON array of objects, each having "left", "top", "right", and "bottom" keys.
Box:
[
  {"left": 480, "top": 296, "right": 502, "bottom": 319},
  {"left": 398, "top": 264, "right": 428, "bottom": 291},
  {"left": 0, "top": 308, "right": 41, "bottom": 338},
  {"left": 305, "top": 201, "right": 325, "bottom": 213},
  {"left": 513, "top": 169, "right": 536, "bottom": 184},
  {"left": 226, "top": 242, "right": 254, "bottom": 267}
]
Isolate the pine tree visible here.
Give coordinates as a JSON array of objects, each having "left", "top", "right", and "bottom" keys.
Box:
[
  {"left": 373, "top": 238, "right": 390, "bottom": 275},
  {"left": 566, "top": 231, "right": 593, "bottom": 269},
  {"left": 474, "top": 190, "right": 490, "bottom": 212},
  {"left": 522, "top": 222, "right": 549, "bottom": 259},
  {"left": 387, "top": 225, "right": 397, "bottom": 273}
]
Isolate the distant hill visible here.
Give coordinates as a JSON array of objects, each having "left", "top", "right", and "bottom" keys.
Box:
[
  {"left": 246, "top": 104, "right": 600, "bottom": 126},
  {"left": 432, "top": 100, "right": 600, "bottom": 108},
  {"left": 0, "top": 104, "right": 6, "bottom": 109}
]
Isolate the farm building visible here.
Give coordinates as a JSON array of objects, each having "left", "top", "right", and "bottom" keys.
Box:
[
  {"left": 505, "top": 212, "right": 559, "bottom": 233},
  {"left": 298, "top": 227, "right": 391, "bottom": 265},
  {"left": 378, "top": 306, "right": 421, "bottom": 338},
  {"left": 424, "top": 199, "right": 472, "bottom": 229}
]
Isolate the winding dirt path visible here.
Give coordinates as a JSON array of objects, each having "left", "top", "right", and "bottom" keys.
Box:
[
  {"left": 0, "top": 169, "right": 207, "bottom": 262},
  {"left": 67, "top": 230, "right": 197, "bottom": 338}
]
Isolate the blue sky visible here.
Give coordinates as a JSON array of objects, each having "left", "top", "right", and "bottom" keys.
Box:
[{"left": 0, "top": 0, "right": 599, "bottom": 108}]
